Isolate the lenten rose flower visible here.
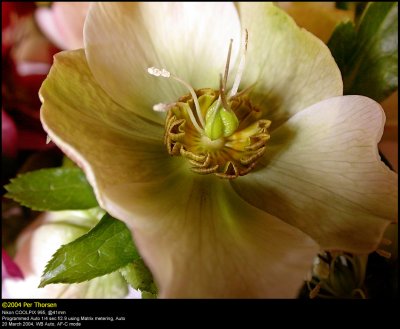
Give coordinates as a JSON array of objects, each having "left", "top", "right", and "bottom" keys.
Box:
[{"left": 39, "top": 3, "right": 397, "bottom": 298}]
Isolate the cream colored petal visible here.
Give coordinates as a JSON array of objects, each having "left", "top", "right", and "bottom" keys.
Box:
[
  {"left": 103, "top": 171, "right": 318, "bottom": 298},
  {"left": 40, "top": 49, "right": 174, "bottom": 209},
  {"left": 233, "top": 96, "right": 397, "bottom": 253},
  {"left": 84, "top": 3, "right": 241, "bottom": 124},
  {"left": 237, "top": 2, "right": 343, "bottom": 129}
]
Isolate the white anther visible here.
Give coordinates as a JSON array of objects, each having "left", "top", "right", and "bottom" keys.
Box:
[
  {"left": 153, "top": 103, "right": 173, "bottom": 112},
  {"left": 147, "top": 67, "right": 171, "bottom": 78},
  {"left": 147, "top": 66, "right": 204, "bottom": 133},
  {"left": 160, "top": 69, "right": 171, "bottom": 77}
]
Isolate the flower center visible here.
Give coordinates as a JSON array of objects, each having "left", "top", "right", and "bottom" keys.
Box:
[
  {"left": 148, "top": 31, "right": 271, "bottom": 179},
  {"left": 164, "top": 88, "right": 270, "bottom": 179}
]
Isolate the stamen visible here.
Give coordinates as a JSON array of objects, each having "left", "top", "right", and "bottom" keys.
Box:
[
  {"left": 219, "top": 74, "right": 230, "bottom": 110},
  {"left": 153, "top": 102, "right": 175, "bottom": 112},
  {"left": 229, "top": 29, "right": 248, "bottom": 98},
  {"left": 164, "top": 88, "right": 270, "bottom": 179},
  {"left": 46, "top": 135, "right": 52, "bottom": 144},
  {"left": 148, "top": 67, "right": 204, "bottom": 133},
  {"left": 147, "top": 67, "right": 170, "bottom": 78},
  {"left": 224, "top": 39, "right": 233, "bottom": 89}
]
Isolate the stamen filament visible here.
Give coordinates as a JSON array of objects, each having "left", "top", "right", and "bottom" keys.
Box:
[
  {"left": 148, "top": 67, "right": 204, "bottom": 133},
  {"left": 229, "top": 29, "right": 248, "bottom": 98},
  {"left": 224, "top": 39, "right": 233, "bottom": 89}
]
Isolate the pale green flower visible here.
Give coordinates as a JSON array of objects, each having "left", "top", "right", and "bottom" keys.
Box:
[
  {"left": 4, "top": 209, "right": 139, "bottom": 298},
  {"left": 39, "top": 3, "right": 397, "bottom": 298}
]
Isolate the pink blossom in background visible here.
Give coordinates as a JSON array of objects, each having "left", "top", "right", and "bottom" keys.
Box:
[
  {"left": 2, "top": 249, "right": 24, "bottom": 298},
  {"left": 35, "top": 2, "right": 90, "bottom": 50},
  {"left": 2, "top": 249, "right": 24, "bottom": 280},
  {"left": 2, "top": 2, "right": 60, "bottom": 153},
  {"left": 2, "top": 110, "right": 18, "bottom": 158}
]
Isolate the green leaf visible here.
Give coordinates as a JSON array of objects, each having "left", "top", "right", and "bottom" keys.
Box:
[
  {"left": 4, "top": 167, "right": 98, "bottom": 211},
  {"left": 40, "top": 214, "right": 140, "bottom": 287},
  {"left": 119, "top": 259, "right": 158, "bottom": 296},
  {"left": 327, "top": 21, "right": 357, "bottom": 72},
  {"left": 328, "top": 2, "right": 398, "bottom": 102}
]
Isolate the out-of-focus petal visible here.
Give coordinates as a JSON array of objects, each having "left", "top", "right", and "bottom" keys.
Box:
[
  {"left": 2, "top": 110, "right": 18, "bottom": 158},
  {"left": 2, "top": 249, "right": 24, "bottom": 280},
  {"left": 35, "top": 2, "right": 90, "bottom": 50}
]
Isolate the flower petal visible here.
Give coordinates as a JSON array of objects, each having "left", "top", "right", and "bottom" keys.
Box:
[
  {"left": 2, "top": 249, "right": 23, "bottom": 280},
  {"left": 237, "top": 2, "right": 343, "bottom": 128},
  {"left": 232, "top": 96, "right": 398, "bottom": 253},
  {"left": 103, "top": 172, "right": 318, "bottom": 298},
  {"left": 84, "top": 2, "right": 241, "bottom": 124},
  {"left": 40, "top": 49, "right": 173, "bottom": 207}
]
